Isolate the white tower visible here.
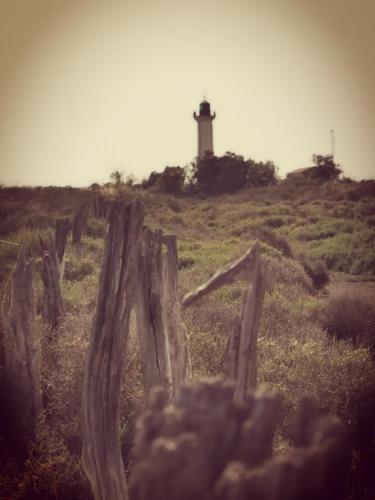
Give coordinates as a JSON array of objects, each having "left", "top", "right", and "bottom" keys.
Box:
[{"left": 193, "top": 100, "right": 216, "bottom": 159}]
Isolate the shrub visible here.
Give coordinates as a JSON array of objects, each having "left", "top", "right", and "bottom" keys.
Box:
[
  {"left": 255, "top": 228, "right": 293, "bottom": 258},
  {"left": 311, "top": 154, "right": 342, "bottom": 181},
  {"left": 300, "top": 258, "right": 329, "bottom": 290},
  {"left": 320, "top": 294, "right": 375, "bottom": 349},
  {"left": 191, "top": 153, "right": 277, "bottom": 193},
  {"left": 142, "top": 167, "right": 185, "bottom": 193}
]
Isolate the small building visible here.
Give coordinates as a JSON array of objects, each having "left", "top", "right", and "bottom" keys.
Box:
[{"left": 287, "top": 166, "right": 317, "bottom": 179}]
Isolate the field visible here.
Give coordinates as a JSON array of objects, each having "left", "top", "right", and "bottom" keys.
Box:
[{"left": 0, "top": 178, "right": 375, "bottom": 499}]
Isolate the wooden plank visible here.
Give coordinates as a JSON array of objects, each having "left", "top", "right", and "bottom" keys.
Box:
[{"left": 181, "top": 242, "right": 258, "bottom": 308}]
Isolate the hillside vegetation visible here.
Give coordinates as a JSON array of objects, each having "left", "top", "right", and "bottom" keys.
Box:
[{"left": 0, "top": 177, "right": 375, "bottom": 499}]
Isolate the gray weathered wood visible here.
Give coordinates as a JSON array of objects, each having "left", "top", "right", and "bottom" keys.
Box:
[
  {"left": 81, "top": 200, "right": 143, "bottom": 500},
  {"left": 162, "top": 235, "right": 191, "bottom": 394},
  {"left": 135, "top": 228, "right": 172, "bottom": 395},
  {"left": 1, "top": 246, "right": 42, "bottom": 444},
  {"left": 130, "top": 381, "right": 348, "bottom": 500},
  {"left": 55, "top": 218, "right": 71, "bottom": 283},
  {"left": 40, "top": 234, "right": 64, "bottom": 332},
  {"left": 72, "top": 207, "right": 87, "bottom": 246},
  {"left": 181, "top": 243, "right": 258, "bottom": 308},
  {"left": 234, "top": 242, "right": 265, "bottom": 402}
]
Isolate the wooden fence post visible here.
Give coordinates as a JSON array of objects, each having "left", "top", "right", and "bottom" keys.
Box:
[
  {"left": 81, "top": 200, "right": 143, "bottom": 500},
  {"left": 232, "top": 242, "right": 265, "bottom": 402},
  {"left": 40, "top": 234, "right": 64, "bottom": 332},
  {"left": 72, "top": 206, "right": 87, "bottom": 246},
  {"left": 135, "top": 228, "right": 172, "bottom": 395},
  {"left": 55, "top": 218, "right": 71, "bottom": 283},
  {"left": 1, "top": 246, "right": 42, "bottom": 447},
  {"left": 162, "top": 235, "right": 191, "bottom": 394}
]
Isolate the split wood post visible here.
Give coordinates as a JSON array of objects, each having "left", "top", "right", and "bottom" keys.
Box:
[
  {"left": 55, "top": 218, "right": 71, "bottom": 283},
  {"left": 162, "top": 235, "right": 191, "bottom": 394},
  {"left": 81, "top": 200, "right": 143, "bottom": 500},
  {"left": 135, "top": 228, "right": 172, "bottom": 396},
  {"left": 72, "top": 206, "right": 87, "bottom": 246},
  {"left": 232, "top": 242, "right": 265, "bottom": 402},
  {"left": 1, "top": 246, "right": 42, "bottom": 447},
  {"left": 40, "top": 234, "right": 64, "bottom": 332}
]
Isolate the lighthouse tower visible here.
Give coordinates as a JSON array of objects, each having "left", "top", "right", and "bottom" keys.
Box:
[{"left": 193, "top": 100, "right": 216, "bottom": 159}]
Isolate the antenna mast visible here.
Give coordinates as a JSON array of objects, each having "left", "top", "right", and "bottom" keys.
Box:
[{"left": 330, "top": 129, "right": 335, "bottom": 158}]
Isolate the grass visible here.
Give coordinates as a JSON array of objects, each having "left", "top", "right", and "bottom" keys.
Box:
[{"left": 0, "top": 179, "right": 374, "bottom": 499}]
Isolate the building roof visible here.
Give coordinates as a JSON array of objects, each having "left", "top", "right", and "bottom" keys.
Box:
[{"left": 287, "top": 166, "right": 316, "bottom": 176}]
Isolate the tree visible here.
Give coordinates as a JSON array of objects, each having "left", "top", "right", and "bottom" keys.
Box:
[
  {"left": 142, "top": 167, "right": 185, "bottom": 193},
  {"left": 247, "top": 160, "right": 277, "bottom": 187},
  {"left": 312, "top": 155, "right": 342, "bottom": 181},
  {"left": 110, "top": 170, "right": 123, "bottom": 187},
  {"left": 191, "top": 152, "right": 277, "bottom": 193}
]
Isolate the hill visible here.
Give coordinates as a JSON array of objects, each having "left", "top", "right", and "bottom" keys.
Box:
[{"left": 0, "top": 178, "right": 374, "bottom": 499}]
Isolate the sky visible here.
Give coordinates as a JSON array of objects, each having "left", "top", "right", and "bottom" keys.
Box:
[{"left": 0, "top": 0, "right": 374, "bottom": 186}]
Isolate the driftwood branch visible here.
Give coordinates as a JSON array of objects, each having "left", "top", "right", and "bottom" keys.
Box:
[
  {"left": 81, "top": 200, "right": 143, "bottom": 500},
  {"left": 181, "top": 242, "right": 259, "bottom": 308},
  {"left": 1, "top": 247, "right": 42, "bottom": 450}
]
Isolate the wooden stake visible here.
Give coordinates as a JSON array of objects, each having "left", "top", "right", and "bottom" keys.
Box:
[{"left": 81, "top": 200, "right": 143, "bottom": 500}]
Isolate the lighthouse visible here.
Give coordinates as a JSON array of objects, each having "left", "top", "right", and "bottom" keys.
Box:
[{"left": 193, "top": 100, "right": 216, "bottom": 159}]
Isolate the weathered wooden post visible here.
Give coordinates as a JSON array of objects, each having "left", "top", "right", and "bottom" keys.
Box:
[
  {"left": 55, "top": 218, "right": 71, "bottom": 283},
  {"left": 181, "top": 241, "right": 264, "bottom": 400},
  {"left": 81, "top": 200, "right": 143, "bottom": 500},
  {"left": 162, "top": 235, "right": 191, "bottom": 394},
  {"left": 72, "top": 206, "right": 87, "bottom": 246},
  {"left": 233, "top": 242, "right": 265, "bottom": 401},
  {"left": 130, "top": 381, "right": 348, "bottom": 500},
  {"left": 40, "top": 234, "right": 64, "bottom": 332},
  {"left": 1, "top": 246, "right": 42, "bottom": 448},
  {"left": 135, "top": 228, "right": 172, "bottom": 395}
]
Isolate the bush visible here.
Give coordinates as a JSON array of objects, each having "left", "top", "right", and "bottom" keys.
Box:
[
  {"left": 191, "top": 152, "right": 277, "bottom": 193},
  {"left": 256, "top": 228, "right": 293, "bottom": 258},
  {"left": 311, "top": 154, "right": 342, "bottom": 181},
  {"left": 142, "top": 166, "right": 185, "bottom": 193},
  {"left": 300, "top": 258, "right": 329, "bottom": 290},
  {"left": 320, "top": 294, "right": 375, "bottom": 349}
]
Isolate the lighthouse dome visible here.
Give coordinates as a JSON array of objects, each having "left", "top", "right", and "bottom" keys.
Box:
[{"left": 199, "top": 100, "right": 211, "bottom": 116}]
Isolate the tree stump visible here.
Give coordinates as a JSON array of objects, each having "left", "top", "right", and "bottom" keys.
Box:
[
  {"left": 81, "top": 200, "right": 143, "bottom": 500},
  {"left": 162, "top": 235, "right": 191, "bottom": 394},
  {"left": 1, "top": 246, "right": 42, "bottom": 449},
  {"left": 55, "top": 218, "right": 71, "bottom": 283},
  {"left": 135, "top": 228, "right": 172, "bottom": 396},
  {"left": 40, "top": 234, "right": 64, "bottom": 332}
]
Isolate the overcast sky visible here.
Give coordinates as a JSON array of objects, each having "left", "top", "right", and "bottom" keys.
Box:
[{"left": 0, "top": 0, "right": 374, "bottom": 186}]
